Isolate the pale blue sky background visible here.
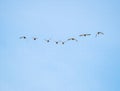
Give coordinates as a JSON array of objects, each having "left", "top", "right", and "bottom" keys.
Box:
[{"left": 0, "top": 0, "right": 120, "bottom": 91}]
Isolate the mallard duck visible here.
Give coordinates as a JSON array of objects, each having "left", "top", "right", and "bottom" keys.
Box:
[{"left": 61, "top": 42, "right": 65, "bottom": 44}]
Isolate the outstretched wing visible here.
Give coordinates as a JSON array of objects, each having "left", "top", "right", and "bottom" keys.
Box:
[
  {"left": 100, "top": 32, "right": 104, "bottom": 35},
  {"left": 86, "top": 34, "right": 91, "bottom": 36},
  {"left": 19, "top": 36, "right": 26, "bottom": 39},
  {"left": 67, "top": 38, "right": 72, "bottom": 41},
  {"left": 79, "top": 34, "right": 84, "bottom": 36},
  {"left": 74, "top": 39, "right": 78, "bottom": 42}
]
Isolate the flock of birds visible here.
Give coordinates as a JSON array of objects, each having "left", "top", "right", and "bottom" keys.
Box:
[{"left": 19, "top": 32, "right": 104, "bottom": 45}]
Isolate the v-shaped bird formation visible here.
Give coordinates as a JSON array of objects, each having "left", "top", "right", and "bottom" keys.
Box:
[{"left": 19, "top": 32, "right": 104, "bottom": 45}]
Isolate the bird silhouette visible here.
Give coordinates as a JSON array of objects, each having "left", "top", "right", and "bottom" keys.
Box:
[
  {"left": 46, "top": 40, "right": 50, "bottom": 43},
  {"left": 59, "top": 41, "right": 66, "bottom": 45},
  {"left": 55, "top": 41, "right": 59, "bottom": 44},
  {"left": 67, "top": 38, "right": 78, "bottom": 42},
  {"left": 44, "top": 39, "right": 51, "bottom": 43},
  {"left": 79, "top": 34, "right": 91, "bottom": 37},
  {"left": 62, "top": 41, "right": 65, "bottom": 45},
  {"left": 33, "top": 37, "right": 38, "bottom": 40},
  {"left": 62, "top": 42, "right": 65, "bottom": 44},
  {"left": 19, "top": 36, "right": 27, "bottom": 39},
  {"left": 95, "top": 32, "right": 104, "bottom": 37}
]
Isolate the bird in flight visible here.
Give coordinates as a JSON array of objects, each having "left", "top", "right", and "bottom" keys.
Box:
[
  {"left": 55, "top": 41, "right": 59, "bottom": 44},
  {"left": 19, "top": 36, "right": 27, "bottom": 39},
  {"left": 67, "top": 38, "right": 78, "bottom": 42},
  {"left": 33, "top": 37, "right": 38, "bottom": 40},
  {"left": 95, "top": 32, "right": 104, "bottom": 37},
  {"left": 44, "top": 39, "right": 51, "bottom": 43},
  {"left": 79, "top": 34, "right": 91, "bottom": 37},
  {"left": 61, "top": 42, "right": 65, "bottom": 44},
  {"left": 59, "top": 41, "right": 66, "bottom": 45},
  {"left": 62, "top": 41, "right": 65, "bottom": 45}
]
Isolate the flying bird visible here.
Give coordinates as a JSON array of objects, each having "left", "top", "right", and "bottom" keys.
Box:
[
  {"left": 61, "top": 41, "right": 65, "bottom": 44},
  {"left": 67, "top": 38, "right": 78, "bottom": 42},
  {"left": 33, "top": 37, "right": 38, "bottom": 40},
  {"left": 44, "top": 39, "right": 51, "bottom": 43},
  {"left": 59, "top": 41, "right": 66, "bottom": 45},
  {"left": 19, "top": 36, "right": 27, "bottom": 39},
  {"left": 46, "top": 40, "right": 50, "bottom": 43},
  {"left": 95, "top": 32, "right": 104, "bottom": 37},
  {"left": 79, "top": 34, "right": 91, "bottom": 37},
  {"left": 55, "top": 41, "right": 59, "bottom": 44}
]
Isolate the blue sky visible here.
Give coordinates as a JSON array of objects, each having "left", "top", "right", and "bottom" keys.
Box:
[{"left": 0, "top": 0, "right": 120, "bottom": 91}]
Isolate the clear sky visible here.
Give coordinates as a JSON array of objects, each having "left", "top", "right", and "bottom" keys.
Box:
[{"left": 0, "top": 0, "right": 120, "bottom": 91}]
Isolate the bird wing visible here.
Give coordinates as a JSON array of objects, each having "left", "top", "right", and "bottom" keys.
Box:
[
  {"left": 19, "top": 36, "right": 25, "bottom": 39},
  {"left": 67, "top": 38, "right": 72, "bottom": 41},
  {"left": 79, "top": 34, "right": 84, "bottom": 36},
  {"left": 86, "top": 34, "right": 91, "bottom": 36},
  {"left": 95, "top": 34, "right": 98, "bottom": 37},
  {"left": 19, "top": 37, "right": 23, "bottom": 39},
  {"left": 100, "top": 32, "right": 104, "bottom": 35},
  {"left": 74, "top": 39, "right": 78, "bottom": 41}
]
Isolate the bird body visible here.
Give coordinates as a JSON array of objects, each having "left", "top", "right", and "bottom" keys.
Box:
[
  {"left": 46, "top": 40, "right": 50, "bottom": 42},
  {"left": 60, "top": 41, "right": 66, "bottom": 44},
  {"left": 97, "top": 32, "right": 104, "bottom": 35},
  {"left": 45, "top": 39, "right": 51, "bottom": 43},
  {"left": 33, "top": 37, "right": 38, "bottom": 40},
  {"left": 79, "top": 34, "right": 91, "bottom": 37},
  {"left": 19, "top": 36, "right": 26, "bottom": 39},
  {"left": 55, "top": 41, "right": 59, "bottom": 44},
  {"left": 62, "top": 42, "right": 65, "bottom": 44},
  {"left": 67, "top": 38, "right": 78, "bottom": 42},
  {"left": 96, "top": 32, "right": 104, "bottom": 37}
]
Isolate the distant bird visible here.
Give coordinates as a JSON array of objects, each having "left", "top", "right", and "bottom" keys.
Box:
[
  {"left": 33, "top": 37, "right": 38, "bottom": 40},
  {"left": 46, "top": 40, "right": 50, "bottom": 43},
  {"left": 44, "top": 39, "right": 51, "bottom": 43},
  {"left": 79, "top": 34, "right": 91, "bottom": 37},
  {"left": 55, "top": 41, "right": 59, "bottom": 44},
  {"left": 59, "top": 41, "right": 66, "bottom": 45},
  {"left": 61, "top": 42, "right": 65, "bottom": 44},
  {"left": 95, "top": 32, "right": 104, "bottom": 37},
  {"left": 19, "top": 36, "right": 26, "bottom": 39},
  {"left": 54, "top": 40, "right": 63, "bottom": 44},
  {"left": 67, "top": 38, "right": 78, "bottom": 42}
]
